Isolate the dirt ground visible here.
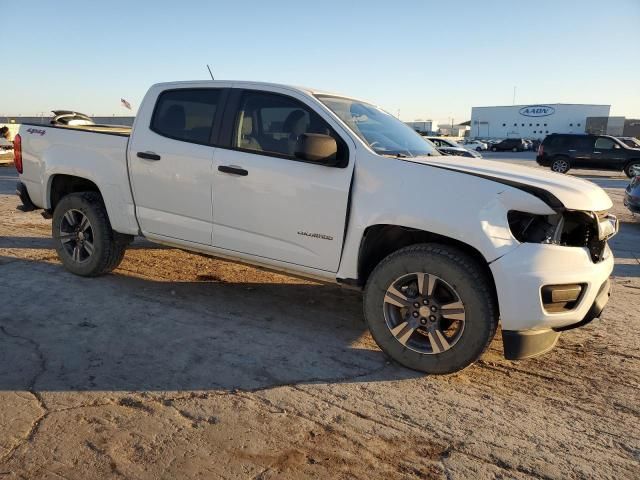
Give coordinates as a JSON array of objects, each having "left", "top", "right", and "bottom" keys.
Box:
[{"left": 0, "top": 156, "right": 639, "bottom": 479}]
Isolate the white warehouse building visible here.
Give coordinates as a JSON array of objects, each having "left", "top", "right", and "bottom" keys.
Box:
[{"left": 470, "top": 104, "right": 610, "bottom": 140}]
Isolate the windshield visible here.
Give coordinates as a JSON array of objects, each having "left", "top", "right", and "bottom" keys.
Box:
[
  {"left": 315, "top": 95, "right": 439, "bottom": 157},
  {"left": 621, "top": 138, "right": 640, "bottom": 149}
]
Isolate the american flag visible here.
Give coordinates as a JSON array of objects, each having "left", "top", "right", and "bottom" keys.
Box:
[{"left": 120, "top": 98, "right": 132, "bottom": 110}]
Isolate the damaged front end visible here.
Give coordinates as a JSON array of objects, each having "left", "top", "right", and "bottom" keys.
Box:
[{"left": 507, "top": 209, "right": 618, "bottom": 263}]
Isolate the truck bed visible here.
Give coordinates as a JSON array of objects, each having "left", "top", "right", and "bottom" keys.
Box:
[
  {"left": 22, "top": 122, "right": 131, "bottom": 137},
  {"left": 17, "top": 121, "right": 138, "bottom": 235}
]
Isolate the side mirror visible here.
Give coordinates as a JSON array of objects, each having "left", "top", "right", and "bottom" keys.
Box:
[
  {"left": 613, "top": 144, "right": 621, "bottom": 149},
  {"left": 295, "top": 133, "right": 338, "bottom": 164}
]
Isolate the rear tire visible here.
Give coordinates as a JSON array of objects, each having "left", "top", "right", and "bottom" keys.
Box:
[
  {"left": 624, "top": 161, "right": 640, "bottom": 178},
  {"left": 363, "top": 244, "right": 498, "bottom": 374},
  {"left": 52, "top": 192, "right": 131, "bottom": 277},
  {"left": 550, "top": 156, "right": 571, "bottom": 174}
]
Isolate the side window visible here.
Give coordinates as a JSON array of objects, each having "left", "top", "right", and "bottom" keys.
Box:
[
  {"left": 594, "top": 137, "right": 615, "bottom": 150},
  {"left": 151, "top": 89, "right": 220, "bottom": 144},
  {"left": 234, "top": 91, "right": 345, "bottom": 163},
  {"left": 574, "top": 137, "right": 595, "bottom": 150}
]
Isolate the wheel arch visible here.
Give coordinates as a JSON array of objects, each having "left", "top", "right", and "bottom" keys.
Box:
[
  {"left": 355, "top": 224, "right": 498, "bottom": 308},
  {"left": 48, "top": 174, "right": 102, "bottom": 211},
  {"left": 624, "top": 158, "right": 640, "bottom": 170}
]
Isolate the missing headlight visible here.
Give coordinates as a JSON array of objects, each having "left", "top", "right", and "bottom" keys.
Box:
[
  {"left": 507, "top": 211, "right": 560, "bottom": 243},
  {"left": 508, "top": 210, "right": 609, "bottom": 262}
]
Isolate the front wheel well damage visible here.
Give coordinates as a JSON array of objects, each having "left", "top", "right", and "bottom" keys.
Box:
[{"left": 356, "top": 224, "right": 498, "bottom": 307}]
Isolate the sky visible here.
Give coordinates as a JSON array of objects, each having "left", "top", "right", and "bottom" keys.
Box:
[{"left": 2, "top": 0, "right": 639, "bottom": 125}]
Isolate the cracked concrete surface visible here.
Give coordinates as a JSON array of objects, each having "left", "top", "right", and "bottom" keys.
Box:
[{"left": 0, "top": 161, "right": 639, "bottom": 479}]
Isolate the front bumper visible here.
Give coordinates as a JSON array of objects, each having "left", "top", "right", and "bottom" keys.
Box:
[
  {"left": 490, "top": 242, "right": 613, "bottom": 359},
  {"left": 502, "top": 278, "right": 611, "bottom": 359},
  {"left": 491, "top": 242, "right": 613, "bottom": 331}
]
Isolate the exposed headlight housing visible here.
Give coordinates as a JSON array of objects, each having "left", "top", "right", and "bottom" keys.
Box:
[
  {"left": 595, "top": 212, "right": 618, "bottom": 240},
  {"left": 508, "top": 210, "right": 617, "bottom": 262}
]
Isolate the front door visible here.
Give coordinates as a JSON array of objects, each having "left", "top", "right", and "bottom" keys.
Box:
[
  {"left": 211, "top": 89, "right": 353, "bottom": 272},
  {"left": 128, "top": 88, "right": 223, "bottom": 245},
  {"left": 592, "top": 137, "right": 626, "bottom": 170}
]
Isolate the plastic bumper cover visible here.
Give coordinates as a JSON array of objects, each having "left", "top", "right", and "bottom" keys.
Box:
[
  {"left": 490, "top": 242, "right": 613, "bottom": 331},
  {"left": 16, "top": 181, "right": 38, "bottom": 212},
  {"left": 502, "top": 278, "right": 611, "bottom": 359}
]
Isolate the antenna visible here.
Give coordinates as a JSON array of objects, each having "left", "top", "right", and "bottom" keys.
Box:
[{"left": 206, "top": 64, "right": 214, "bottom": 80}]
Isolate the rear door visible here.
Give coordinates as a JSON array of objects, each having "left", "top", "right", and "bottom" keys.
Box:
[
  {"left": 567, "top": 136, "right": 595, "bottom": 168},
  {"left": 128, "top": 88, "right": 226, "bottom": 244},
  {"left": 211, "top": 88, "right": 354, "bottom": 272}
]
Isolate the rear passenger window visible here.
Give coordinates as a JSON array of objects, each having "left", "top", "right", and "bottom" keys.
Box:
[
  {"left": 574, "top": 137, "right": 595, "bottom": 150},
  {"left": 234, "top": 91, "right": 346, "bottom": 164},
  {"left": 151, "top": 89, "right": 220, "bottom": 145}
]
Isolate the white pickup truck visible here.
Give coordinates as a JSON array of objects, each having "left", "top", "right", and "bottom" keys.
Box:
[{"left": 14, "top": 81, "right": 618, "bottom": 374}]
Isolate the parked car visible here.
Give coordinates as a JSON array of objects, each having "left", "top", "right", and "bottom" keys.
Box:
[
  {"left": 536, "top": 133, "right": 640, "bottom": 177},
  {"left": 523, "top": 140, "right": 533, "bottom": 150},
  {"left": 624, "top": 167, "right": 640, "bottom": 215},
  {"left": 461, "top": 139, "right": 488, "bottom": 151},
  {"left": 14, "top": 80, "right": 617, "bottom": 374},
  {"left": 0, "top": 137, "right": 13, "bottom": 151},
  {"left": 425, "top": 137, "right": 482, "bottom": 158},
  {"left": 618, "top": 137, "right": 640, "bottom": 149},
  {"left": 490, "top": 138, "right": 527, "bottom": 152}
]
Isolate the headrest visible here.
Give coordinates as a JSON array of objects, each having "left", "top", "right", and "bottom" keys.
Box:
[{"left": 241, "top": 116, "right": 253, "bottom": 136}]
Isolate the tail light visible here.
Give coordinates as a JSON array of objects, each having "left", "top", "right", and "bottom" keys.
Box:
[
  {"left": 537, "top": 144, "right": 543, "bottom": 156},
  {"left": 13, "top": 134, "right": 23, "bottom": 174}
]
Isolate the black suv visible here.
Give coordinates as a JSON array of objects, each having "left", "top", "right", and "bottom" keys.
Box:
[
  {"left": 490, "top": 138, "right": 526, "bottom": 152},
  {"left": 537, "top": 134, "right": 640, "bottom": 177}
]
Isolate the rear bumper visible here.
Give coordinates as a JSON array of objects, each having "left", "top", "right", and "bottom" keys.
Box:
[
  {"left": 536, "top": 155, "right": 549, "bottom": 166},
  {"left": 502, "top": 278, "right": 611, "bottom": 360},
  {"left": 16, "top": 181, "right": 38, "bottom": 212}
]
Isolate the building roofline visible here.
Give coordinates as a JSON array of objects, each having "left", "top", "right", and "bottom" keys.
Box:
[{"left": 471, "top": 103, "right": 611, "bottom": 108}]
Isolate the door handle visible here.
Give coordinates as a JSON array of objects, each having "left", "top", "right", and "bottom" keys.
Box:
[
  {"left": 137, "top": 151, "right": 161, "bottom": 161},
  {"left": 593, "top": 151, "right": 602, "bottom": 154},
  {"left": 218, "top": 165, "right": 248, "bottom": 176}
]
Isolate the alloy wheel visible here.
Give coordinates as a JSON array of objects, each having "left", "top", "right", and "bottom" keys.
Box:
[
  {"left": 58, "top": 209, "right": 95, "bottom": 263},
  {"left": 552, "top": 159, "right": 569, "bottom": 173},
  {"left": 383, "top": 272, "right": 466, "bottom": 354}
]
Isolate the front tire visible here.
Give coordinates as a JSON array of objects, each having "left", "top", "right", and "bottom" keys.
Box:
[
  {"left": 363, "top": 244, "right": 498, "bottom": 374},
  {"left": 624, "top": 161, "right": 640, "bottom": 178},
  {"left": 52, "top": 192, "right": 131, "bottom": 277}
]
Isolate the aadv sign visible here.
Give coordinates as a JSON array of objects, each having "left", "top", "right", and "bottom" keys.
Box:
[{"left": 519, "top": 105, "right": 555, "bottom": 117}]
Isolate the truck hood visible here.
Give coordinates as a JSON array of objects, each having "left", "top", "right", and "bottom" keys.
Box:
[{"left": 409, "top": 155, "right": 613, "bottom": 212}]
